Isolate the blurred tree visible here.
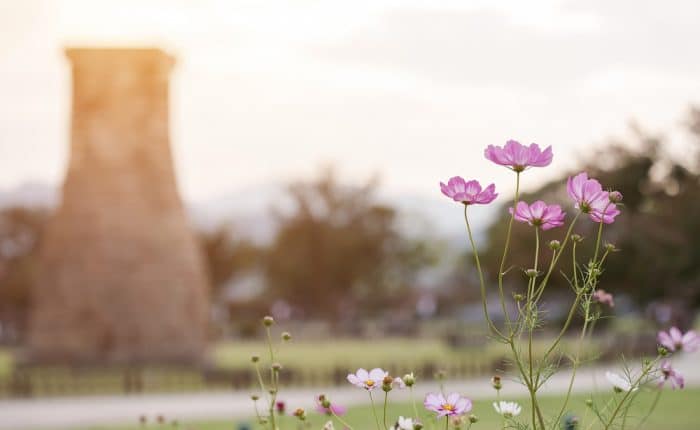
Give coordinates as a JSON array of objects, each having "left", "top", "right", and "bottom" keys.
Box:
[
  {"left": 0, "top": 207, "right": 47, "bottom": 343},
  {"left": 480, "top": 107, "right": 700, "bottom": 322},
  {"left": 199, "top": 226, "right": 262, "bottom": 296},
  {"left": 264, "top": 167, "right": 435, "bottom": 321}
]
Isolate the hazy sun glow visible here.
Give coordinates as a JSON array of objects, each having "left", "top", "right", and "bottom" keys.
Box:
[{"left": 1, "top": 0, "right": 700, "bottom": 204}]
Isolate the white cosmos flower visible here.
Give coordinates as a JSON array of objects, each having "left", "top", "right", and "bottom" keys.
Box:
[
  {"left": 493, "top": 401, "right": 522, "bottom": 418},
  {"left": 605, "top": 371, "right": 638, "bottom": 392},
  {"left": 390, "top": 416, "right": 414, "bottom": 430}
]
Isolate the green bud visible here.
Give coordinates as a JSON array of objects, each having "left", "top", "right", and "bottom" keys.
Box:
[
  {"left": 585, "top": 398, "right": 593, "bottom": 407},
  {"left": 571, "top": 234, "right": 583, "bottom": 243},
  {"left": 402, "top": 372, "right": 416, "bottom": 387},
  {"left": 469, "top": 414, "right": 478, "bottom": 423},
  {"left": 658, "top": 346, "right": 669, "bottom": 356},
  {"left": 604, "top": 243, "right": 617, "bottom": 252},
  {"left": 251, "top": 355, "right": 260, "bottom": 363},
  {"left": 281, "top": 331, "right": 292, "bottom": 341},
  {"left": 262, "top": 315, "right": 275, "bottom": 326},
  {"left": 525, "top": 268, "right": 538, "bottom": 278},
  {"left": 513, "top": 293, "right": 524, "bottom": 301},
  {"left": 271, "top": 362, "right": 283, "bottom": 371},
  {"left": 491, "top": 375, "right": 502, "bottom": 390},
  {"left": 293, "top": 408, "right": 306, "bottom": 420},
  {"left": 251, "top": 394, "right": 260, "bottom": 401},
  {"left": 413, "top": 423, "right": 424, "bottom": 430},
  {"left": 382, "top": 375, "right": 393, "bottom": 392},
  {"left": 548, "top": 240, "right": 561, "bottom": 250}
]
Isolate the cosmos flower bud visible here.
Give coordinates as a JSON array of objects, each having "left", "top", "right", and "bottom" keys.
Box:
[
  {"left": 402, "top": 372, "right": 416, "bottom": 387},
  {"left": 275, "top": 401, "right": 286, "bottom": 414},
  {"left": 259, "top": 418, "right": 268, "bottom": 425},
  {"left": 491, "top": 375, "right": 502, "bottom": 390},
  {"left": 413, "top": 423, "right": 424, "bottom": 430},
  {"left": 251, "top": 355, "right": 260, "bottom": 363},
  {"left": 434, "top": 369, "right": 447, "bottom": 380},
  {"left": 320, "top": 395, "right": 331, "bottom": 408},
  {"left": 548, "top": 239, "right": 561, "bottom": 250},
  {"left": 451, "top": 416, "right": 464, "bottom": 428},
  {"left": 609, "top": 191, "right": 623, "bottom": 203},
  {"left": 469, "top": 414, "right": 479, "bottom": 423},
  {"left": 281, "top": 332, "right": 292, "bottom": 341},
  {"left": 262, "top": 316, "right": 275, "bottom": 327},
  {"left": 293, "top": 408, "right": 306, "bottom": 420},
  {"left": 251, "top": 394, "right": 260, "bottom": 401},
  {"left": 525, "top": 269, "right": 538, "bottom": 278},
  {"left": 269, "top": 388, "right": 277, "bottom": 395},
  {"left": 658, "top": 346, "right": 669, "bottom": 356},
  {"left": 585, "top": 398, "right": 593, "bottom": 407},
  {"left": 382, "top": 375, "right": 393, "bottom": 392},
  {"left": 604, "top": 243, "right": 618, "bottom": 252},
  {"left": 271, "top": 363, "right": 283, "bottom": 371},
  {"left": 571, "top": 234, "right": 583, "bottom": 243},
  {"left": 513, "top": 293, "right": 524, "bottom": 302}
]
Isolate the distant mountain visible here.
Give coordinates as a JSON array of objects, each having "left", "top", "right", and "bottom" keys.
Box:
[
  {"left": 0, "top": 181, "right": 495, "bottom": 246},
  {"left": 191, "top": 183, "right": 495, "bottom": 246}
]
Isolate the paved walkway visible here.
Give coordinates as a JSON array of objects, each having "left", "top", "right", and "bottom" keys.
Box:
[{"left": 1, "top": 354, "right": 697, "bottom": 430}]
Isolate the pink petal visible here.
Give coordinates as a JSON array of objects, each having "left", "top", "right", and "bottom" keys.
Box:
[
  {"left": 658, "top": 331, "right": 675, "bottom": 351},
  {"left": 368, "top": 368, "right": 386, "bottom": 381},
  {"left": 529, "top": 200, "right": 547, "bottom": 220},
  {"left": 356, "top": 368, "right": 369, "bottom": 380}
]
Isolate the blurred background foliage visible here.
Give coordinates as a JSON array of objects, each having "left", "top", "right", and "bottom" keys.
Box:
[{"left": 1, "top": 108, "right": 699, "bottom": 345}]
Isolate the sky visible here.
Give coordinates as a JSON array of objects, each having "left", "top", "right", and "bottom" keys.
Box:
[{"left": 1, "top": 0, "right": 699, "bottom": 205}]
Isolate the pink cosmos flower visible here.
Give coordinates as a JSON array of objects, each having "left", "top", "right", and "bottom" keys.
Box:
[
  {"left": 657, "top": 327, "right": 700, "bottom": 353},
  {"left": 484, "top": 140, "right": 553, "bottom": 171},
  {"left": 592, "top": 289, "right": 615, "bottom": 307},
  {"left": 440, "top": 177, "right": 498, "bottom": 205},
  {"left": 566, "top": 172, "right": 621, "bottom": 224},
  {"left": 424, "top": 392, "right": 472, "bottom": 417},
  {"left": 659, "top": 361, "right": 685, "bottom": 389},
  {"left": 509, "top": 201, "right": 566, "bottom": 230},
  {"left": 347, "top": 368, "right": 387, "bottom": 390}
]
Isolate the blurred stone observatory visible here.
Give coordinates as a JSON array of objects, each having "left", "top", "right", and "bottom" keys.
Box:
[{"left": 28, "top": 48, "right": 209, "bottom": 364}]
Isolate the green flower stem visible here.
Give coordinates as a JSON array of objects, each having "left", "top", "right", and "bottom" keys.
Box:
[
  {"left": 497, "top": 171, "right": 521, "bottom": 335},
  {"left": 369, "top": 391, "right": 382, "bottom": 430},
  {"left": 265, "top": 327, "right": 277, "bottom": 430},
  {"left": 254, "top": 362, "right": 267, "bottom": 397},
  {"left": 332, "top": 409, "right": 355, "bottom": 430},
  {"left": 533, "top": 212, "right": 581, "bottom": 304},
  {"left": 383, "top": 391, "right": 389, "bottom": 430},
  {"left": 445, "top": 416, "right": 450, "bottom": 430},
  {"left": 527, "top": 228, "right": 540, "bottom": 430},
  {"left": 464, "top": 205, "right": 507, "bottom": 340},
  {"left": 410, "top": 386, "right": 420, "bottom": 420}
]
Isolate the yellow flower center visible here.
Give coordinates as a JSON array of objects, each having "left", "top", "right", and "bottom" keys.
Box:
[
  {"left": 442, "top": 403, "right": 455, "bottom": 412},
  {"left": 365, "top": 380, "right": 375, "bottom": 387}
]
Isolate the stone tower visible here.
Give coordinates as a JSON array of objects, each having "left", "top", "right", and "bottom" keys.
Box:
[{"left": 28, "top": 48, "right": 209, "bottom": 364}]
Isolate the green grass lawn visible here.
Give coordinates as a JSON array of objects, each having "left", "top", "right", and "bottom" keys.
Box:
[
  {"left": 212, "top": 337, "right": 593, "bottom": 371},
  {"left": 85, "top": 387, "right": 699, "bottom": 430}
]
